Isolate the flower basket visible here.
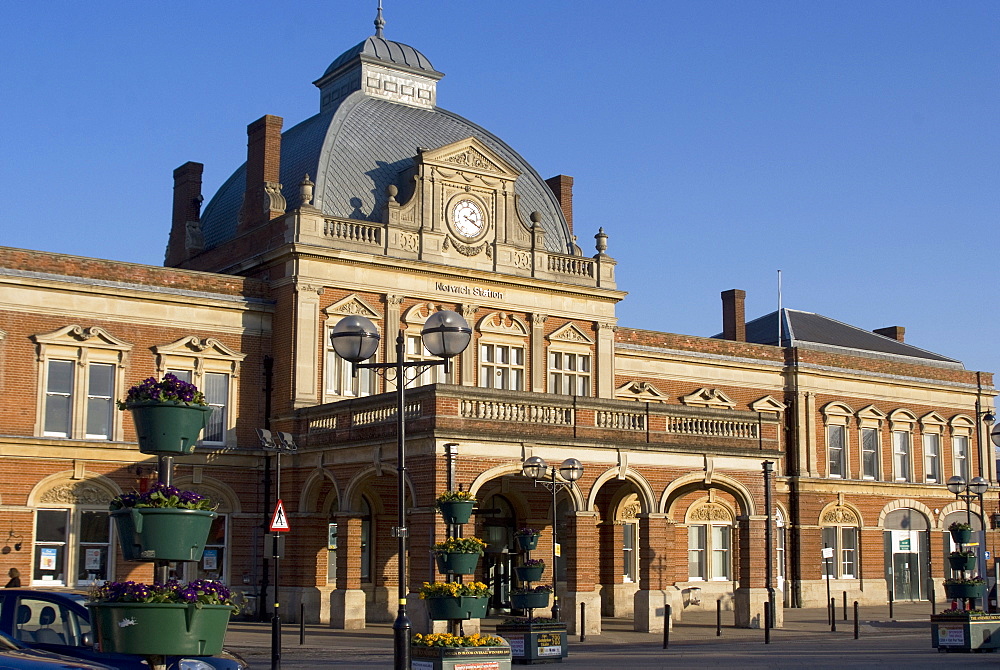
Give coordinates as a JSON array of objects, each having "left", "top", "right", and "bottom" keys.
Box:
[
  {"left": 112, "top": 507, "right": 217, "bottom": 562},
  {"left": 411, "top": 635, "right": 511, "bottom": 670},
  {"left": 515, "top": 565, "right": 545, "bottom": 582},
  {"left": 425, "top": 596, "right": 489, "bottom": 620},
  {"left": 948, "top": 555, "right": 977, "bottom": 572},
  {"left": 438, "top": 501, "right": 475, "bottom": 526},
  {"left": 950, "top": 528, "right": 973, "bottom": 544},
  {"left": 127, "top": 401, "right": 214, "bottom": 455},
  {"left": 516, "top": 534, "right": 540, "bottom": 552},
  {"left": 436, "top": 551, "right": 481, "bottom": 575},
  {"left": 511, "top": 592, "right": 550, "bottom": 610},
  {"left": 944, "top": 582, "right": 984, "bottom": 600},
  {"left": 88, "top": 602, "right": 231, "bottom": 656}
]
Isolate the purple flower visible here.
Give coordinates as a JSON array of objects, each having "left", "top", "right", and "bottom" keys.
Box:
[{"left": 118, "top": 374, "right": 207, "bottom": 409}]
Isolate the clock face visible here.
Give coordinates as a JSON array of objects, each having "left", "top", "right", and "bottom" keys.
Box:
[{"left": 452, "top": 199, "right": 485, "bottom": 238}]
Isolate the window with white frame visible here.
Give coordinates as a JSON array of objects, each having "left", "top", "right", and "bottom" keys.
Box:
[
  {"left": 547, "top": 350, "right": 591, "bottom": 396},
  {"left": 893, "top": 431, "right": 912, "bottom": 482},
  {"left": 953, "top": 435, "right": 970, "bottom": 481},
  {"left": 406, "top": 333, "right": 451, "bottom": 386},
  {"left": 686, "top": 503, "right": 733, "bottom": 581},
  {"left": 821, "top": 526, "right": 858, "bottom": 579},
  {"left": 154, "top": 337, "right": 244, "bottom": 448},
  {"left": 479, "top": 342, "right": 525, "bottom": 390},
  {"left": 827, "top": 424, "right": 846, "bottom": 478},
  {"left": 325, "top": 324, "right": 377, "bottom": 399},
  {"left": 622, "top": 522, "right": 637, "bottom": 582},
  {"left": 861, "top": 427, "right": 880, "bottom": 480},
  {"left": 32, "top": 326, "right": 131, "bottom": 441},
  {"left": 923, "top": 433, "right": 941, "bottom": 483},
  {"left": 33, "top": 505, "right": 112, "bottom": 588}
]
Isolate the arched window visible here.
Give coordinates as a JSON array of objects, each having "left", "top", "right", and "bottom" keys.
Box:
[
  {"left": 686, "top": 501, "right": 734, "bottom": 581},
  {"left": 821, "top": 505, "right": 861, "bottom": 580}
]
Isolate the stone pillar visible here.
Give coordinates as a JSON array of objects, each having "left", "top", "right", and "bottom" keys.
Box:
[
  {"left": 329, "top": 513, "right": 365, "bottom": 628},
  {"left": 595, "top": 322, "right": 616, "bottom": 399},
  {"left": 734, "top": 515, "right": 783, "bottom": 628},
  {"left": 634, "top": 513, "right": 676, "bottom": 632},
  {"left": 530, "top": 314, "right": 547, "bottom": 392},
  {"left": 292, "top": 282, "right": 322, "bottom": 408},
  {"left": 562, "top": 510, "right": 601, "bottom": 636},
  {"left": 460, "top": 304, "right": 479, "bottom": 386}
]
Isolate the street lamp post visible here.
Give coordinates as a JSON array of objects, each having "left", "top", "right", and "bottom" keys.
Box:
[
  {"left": 521, "top": 456, "right": 584, "bottom": 621},
  {"left": 947, "top": 475, "right": 990, "bottom": 594},
  {"left": 330, "top": 311, "right": 471, "bottom": 670}
]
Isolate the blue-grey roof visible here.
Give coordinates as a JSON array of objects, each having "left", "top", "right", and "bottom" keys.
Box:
[
  {"left": 321, "top": 36, "right": 440, "bottom": 79},
  {"left": 737, "top": 309, "right": 960, "bottom": 365},
  {"left": 200, "top": 93, "right": 574, "bottom": 253}
]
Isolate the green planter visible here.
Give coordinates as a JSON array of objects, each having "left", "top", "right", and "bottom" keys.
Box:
[
  {"left": 948, "top": 555, "right": 977, "bottom": 572},
  {"left": 112, "top": 507, "right": 217, "bottom": 562},
  {"left": 411, "top": 644, "right": 511, "bottom": 670},
  {"left": 511, "top": 592, "right": 550, "bottom": 610},
  {"left": 950, "top": 528, "right": 973, "bottom": 544},
  {"left": 496, "top": 621, "right": 568, "bottom": 664},
  {"left": 127, "top": 401, "right": 214, "bottom": 455},
  {"left": 943, "top": 582, "right": 984, "bottom": 600},
  {"left": 516, "top": 534, "right": 539, "bottom": 552},
  {"left": 438, "top": 501, "right": 475, "bottom": 525},
  {"left": 425, "top": 596, "right": 489, "bottom": 620},
  {"left": 435, "top": 551, "right": 480, "bottom": 575},
  {"left": 88, "top": 602, "right": 231, "bottom": 656},
  {"left": 514, "top": 565, "right": 545, "bottom": 582},
  {"left": 932, "top": 613, "right": 1000, "bottom": 651}
]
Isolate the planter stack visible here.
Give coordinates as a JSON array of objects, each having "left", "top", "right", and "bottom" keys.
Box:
[
  {"left": 427, "top": 497, "right": 487, "bottom": 627},
  {"left": 92, "top": 401, "right": 226, "bottom": 660},
  {"left": 931, "top": 525, "right": 999, "bottom": 653},
  {"left": 510, "top": 534, "right": 549, "bottom": 613}
]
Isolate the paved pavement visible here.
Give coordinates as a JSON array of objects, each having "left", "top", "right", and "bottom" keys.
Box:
[{"left": 223, "top": 601, "right": 985, "bottom": 669}]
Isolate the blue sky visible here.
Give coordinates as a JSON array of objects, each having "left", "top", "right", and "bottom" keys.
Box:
[{"left": 1, "top": 1, "right": 997, "bottom": 377}]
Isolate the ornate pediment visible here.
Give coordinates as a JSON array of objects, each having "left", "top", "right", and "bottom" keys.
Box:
[
  {"left": 324, "top": 295, "right": 382, "bottom": 320},
  {"left": 615, "top": 380, "right": 669, "bottom": 403},
  {"left": 679, "top": 388, "right": 736, "bottom": 410},
  {"left": 420, "top": 137, "right": 519, "bottom": 178},
  {"left": 821, "top": 505, "right": 859, "bottom": 526},
  {"left": 687, "top": 502, "right": 733, "bottom": 523},
  {"left": 750, "top": 395, "right": 786, "bottom": 414},
  {"left": 478, "top": 312, "right": 529, "bottom": 337},
  {"left": 38, "top": 481, "right": 115, "bottom": 506},
  {"left": 402, "top": 302, "right": 448, "bottom": 326},
  {"left": 153, "top": 337, "right": 245, "bottom": 362},
  {"left": 548, "top": 323, "right": 594, "bottom": 345},
  {"left": 31, "top": 325, "right": 132, "bottom": 351}
]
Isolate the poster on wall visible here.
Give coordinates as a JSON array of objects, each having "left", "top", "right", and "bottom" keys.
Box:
[
  {"left": 203, "top": 549, "right": 218, "bottom": 571},
  {"left": 39, "top": 547, "right": 57, "bottom": 571},
  {"left": 85, "top": 549, "right": 102, "bottom": 571},
  {"left": 893, "top": 530, "right": 919, "bottom": 553}
]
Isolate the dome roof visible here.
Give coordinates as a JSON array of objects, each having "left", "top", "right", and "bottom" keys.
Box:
[
  {"left": 199, "top": 93, "right": 574, "bottom": 254},
  {"left": 322, "top": 36, "right": 439, "bottom": 79}
]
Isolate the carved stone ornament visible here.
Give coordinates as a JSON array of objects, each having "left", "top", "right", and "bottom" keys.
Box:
[
  {"left": 399, "top": 232, "right": 418, "bottom": 252},
  {"left": 444, "top": 148, "right": 502, "bottom": 173},
  {"left": 513, "top": 251, "right": 531, "bottom": 270},
  {"left": 263, "top": 181, "right": 286, "bottom": 213},
  {"left": 616, "top": 494, "right": 641, "bottom": 523},
  {"left": 688, "top": 502, "right": 733, "bottom": 523},
  {"left": 39, "top": 482, "right": 113, "bottom": 506},
  {"left": 822, "top": 506, "right": 859, "bottom": 525},
  {"left": 445, "top": 236, "right": 487, "bottom": 257},
  {"left": 548, "top": 322, "right": 594, "bottom": 345}
]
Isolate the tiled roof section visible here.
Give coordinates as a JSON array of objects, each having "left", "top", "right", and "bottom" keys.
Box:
[
  {"left": 199, "top": 94, "right": 573, "bottom": 254},
  {"left": 741, "top": 309, "right": 959, "bottom": 364},
  {"left": 322, "top": 37, "right": 439, "bottom": 78}
]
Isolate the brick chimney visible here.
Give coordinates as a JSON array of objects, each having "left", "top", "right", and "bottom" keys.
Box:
[
  {"left": 238, "top": 114, "right": 285, "bottom": 231},
  {"left": 721, "top": 289, "right": 747, "bottom": 342},
  {"left": 874, "top": 326, "right": 905, "bottom": 342},
  {"left": 165, "top": 161, "right": 204, "bottom": 267},
  {"left": 545, "top": 175, "right": 574, "bottom": 235}
]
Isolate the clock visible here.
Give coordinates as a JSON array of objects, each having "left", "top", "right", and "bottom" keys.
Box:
[{"left": 451, "top": 199, "right": 485, "bottom": 238}]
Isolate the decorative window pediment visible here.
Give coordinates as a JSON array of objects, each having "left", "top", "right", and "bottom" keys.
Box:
[
  {"left": 889, "top": 408, "right": 918, "bottom": 429},
  {"left": 949, "top": 414, "right": 975, "bottom": 435},
  {"left": 478, "top": 312, "right": 529, "bottom": 338},
  {"left": 615, "top": 493, "right": 642, "bottom": 523},
  {"left": 856, "top": 405, "right": 886, "bottom": 426},
  {"left": 919, "top": 411, "right": 946, "bottom": 431},
  {"left": 679, "top": 388, "right": 736, "bottom": 410},
  {"left": 685, "top": 501, "right": 734, "bottom": 524},
  {"left": 36, "top": 478, "right": 117, "bottom": 507},
  {"left": 821, "top": 504, "right": 860, "bottom": 526},
  {"left": 153, "top": 337, "right": 245, "bottom": 374},
  {"left": 323, "top": 295, "right": 382, "bottom": 320},
  {"left": 402, "top": 301, "right": 449, "bottom": 326},
  {"left": 32, "top": 325, "right": 132, "bottom": 359},
  {"left": 615, "top": 380, "right": 669, "bottom": 403},
  {"left": 547, "top": 323, "right": 594, "bottom": 346},
  {"left": 420, "top": 137, "right": 519, "bottom": 179},
  {"left": 750, "top": 395, "right": 786, "bottom": 414}
]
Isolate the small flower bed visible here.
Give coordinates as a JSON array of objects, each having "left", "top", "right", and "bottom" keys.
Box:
[
  {"left": 419, "top": 581, "right": 492, "bottom": 599},
  {"left": 90, "top": 579, "right": 236, "bottom": 610},
  {"left": 436, "top": 490, "right": 476, "bottom": 505},
  {"left": 433, "top": 536, "right": 487, "bottom": 555},
  {"left": 522, "top": 558, "right": 545, "bottom": 567},
  {"left": 109, "top": 482, "right": 216, "bottom": 511},
  {"left": 412, "top": 632, "right": 505, "bottom": 648},
  {"left": 118, "top": 373, "right": 206, "bottom": 410},
  {"left": 516, "top": 527, "right": 540, "bottom": 537},
  {"left": 949, "top": 521, "right": 973, "bottom": 532},
  {"left": 511, "top": 584, "right": 553, "bottom": 595}
]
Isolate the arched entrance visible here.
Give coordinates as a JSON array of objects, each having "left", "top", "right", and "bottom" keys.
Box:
[
  {"left": 480, "top": 493, "right": 516, "bottom": 612},
  {"left": 883, "top": 508, "right": 930, "bottom": 601}
]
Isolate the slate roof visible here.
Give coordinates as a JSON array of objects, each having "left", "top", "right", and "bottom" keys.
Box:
[
  {"left": 321, "top": 36, "right": 440, "bottom": 79},
  {"left": 736, "top": 309, "right": 961, "bottom": 366}
]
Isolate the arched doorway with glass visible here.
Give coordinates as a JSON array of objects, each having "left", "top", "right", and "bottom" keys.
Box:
[
  {"left": 883, "top": 508, "right": 930, "bottom": 601},
  {"left": 479, "top": 493, "right": 516, "bottom": 613}
]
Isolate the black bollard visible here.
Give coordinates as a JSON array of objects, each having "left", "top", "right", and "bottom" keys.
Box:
[
  {"left": 717, "top": 599, "right": 722, "bottom": 637},
  {"left": 843, "top": 592, "right": 848, "bottom": 621},
  {"left": 580, "top": 602, "right": 586, "bottom": 642},
  {"left": 764, "top": 605, "right": 770, "bottom": 645},
  {"left": 830, "top": 598, "right": 836, "bottom": 632},
  {"left": 888, "top": 589, "right": 894, "bottom": 619},
  {"left": 299, "top": 603, "right": 305, "bottom": 645},
  {"left": 663, "top": 604, "right": 670, "bottom": 649},
  {"left": 853, "top": 601, "right": 859, "bottom": 640}
]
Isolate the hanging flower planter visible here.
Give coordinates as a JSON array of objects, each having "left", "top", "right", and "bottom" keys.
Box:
[
  {"left": 425, "top": 596, "right": 490, "bottom": 621},
  {"left": 435, "top": 552, "right": 481, "bottom": 575},
  {"left": 943, "top": 581, "right": 985, "bottom": 600},
  {"left": 119, "top": 375, "right": 214, "bottom": 455},
  {"left": 412, "top": 633, "right": 511, "bottom": 670},
  {"left": 949, "top": 523, "right": 973, "bottom": 545},
  {"left": 436, "top": 492, "right": 476, "bottom": 525},
  {"left": 113, "top": 507, "right": 217, "bottom": 562},
  {"left": 948, "top": 553, "right": 977, "bottom": 572},
  {"left": 511, "top": 592, "right": 550, "bottom": 610},
  {"left": 515, "top": 564, "right": 545, "bottom": 583},
  {"left": 515, "top": 529, "right": 540, "bottom": 552}
]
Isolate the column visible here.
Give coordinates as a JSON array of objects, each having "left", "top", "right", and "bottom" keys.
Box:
[
  {"left": 292, "top": 282, "right": 322, "bottom": 407},
  {"left": 734, "top": 515, "right": 783, "bottom": 627},
  {"left": 530, "top": 314, "right": 547, "bottom": 392},
  {"left": 562, "top": 510, "right": 601, "bottom": 636},
  {"left": 329, "top": 513, "right": 365, "bottom": 629},
  {"left": 634, "top": 513, "right": 675, "bottom": 632}
]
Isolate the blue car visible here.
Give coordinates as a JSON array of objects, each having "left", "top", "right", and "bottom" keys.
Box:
[
  {"left": 0, "top": 630, "right": 116, "bottom": 669},
  {"left": 0, "top": 590, "right": 247, "bottom": 670}
]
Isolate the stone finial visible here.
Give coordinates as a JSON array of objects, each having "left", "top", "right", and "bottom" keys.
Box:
[
  {"left": 300, "top": 174, "right": 314, "bottom": 207},
  {"left": 374, "top": 0, "right": 385, "bottom": 38},
  {"left": 530, "top": 211, "right": 542, "bottom": 226},
  {"left": 387, "top": 184, "right": 398, "bottom": 203},
  {"left": 595, "top": 227, "right": 608, "bottom": 253}
]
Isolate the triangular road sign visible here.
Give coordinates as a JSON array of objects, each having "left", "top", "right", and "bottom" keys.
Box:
[{"left": 270, "top": 499, "right": 290, "bottom": 532}]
